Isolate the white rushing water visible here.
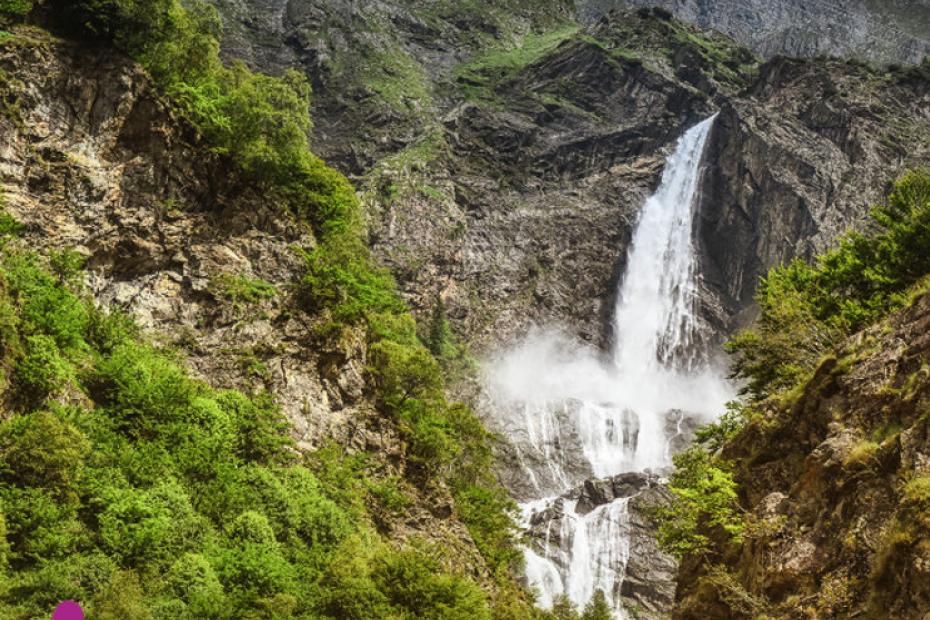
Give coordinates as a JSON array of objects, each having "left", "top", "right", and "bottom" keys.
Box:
[{"left": 486, "top": 116, "right": 732, "bottom": 617}]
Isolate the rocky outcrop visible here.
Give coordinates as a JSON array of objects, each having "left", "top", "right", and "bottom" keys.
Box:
[
  {"left": 699, "top": 56, "right": 930, "bottom": 330},
  {"left": 580, "top": 0, "right": 930, "bottom": 65},
  {"left": 210, "top": 3, "right": 930, "bottom": 357},
  {"left": 674, "top": 293, "right": 930, "bottom": 619}
]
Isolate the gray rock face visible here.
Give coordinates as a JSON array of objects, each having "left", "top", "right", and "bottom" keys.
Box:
[
  {"left": 208, "top": 3, "right": 930, "bottom": 351},
  {"left": 580, "top": 0, "right": 930, "bottom": 64},
  {"left": 699, "top": 57, "right": 930, "bottom": 331}
]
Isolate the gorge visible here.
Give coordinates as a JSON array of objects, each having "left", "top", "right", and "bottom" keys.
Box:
[{"left": 1, "top": 1, "right": 930, "bottom": 619}]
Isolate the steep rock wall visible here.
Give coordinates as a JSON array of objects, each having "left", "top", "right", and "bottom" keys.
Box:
[{"left": 675, "top": 293, "right": 930, "bottom": 619}]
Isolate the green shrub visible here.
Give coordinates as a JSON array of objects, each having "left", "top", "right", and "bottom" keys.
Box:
[
  {"left": 374, "top": 545, "right": 491, "bottom": 620},
  {"left": 210, "top": 273, "right": 276, "bottom": 306},
  {"left": 0, "top": 0, "right": 31, "bottom": 16},
  {"left": 0, "top": 411, "right": 87, "bottom": 497},
  {"left": 4, "top": 252, "right": 89, "bottom": 352},
  {"left": 14, "top": 335, "right": 73, "bottom": 401},
  {"left": 92, "top": 342, "right": 198, "bottom": 434},
  {"left": 92, "top": 570, "right": 153, "bottom": 620},
  {"left": 97, "top": 480, "right": 207, "bottom": 568},
  {"left": 655, "top": 447, "right": 744, "bottom": 558},
  {"left": 164, "top": 553, "right": 226, "bottom": 617}
]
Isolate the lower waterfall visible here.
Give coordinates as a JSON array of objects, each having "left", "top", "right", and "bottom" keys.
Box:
[{"left": 486, "top": 115, "right": 732, "bottom": 617}]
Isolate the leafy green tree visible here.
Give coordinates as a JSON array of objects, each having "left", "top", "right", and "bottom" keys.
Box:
[
  {"left": 550, "top": 595, "right": 580, "bottom": 620},
  {"left": 729, "top": 170, "right": 930, "bottom": 401},
  {"left": 374, "top": 545, "right": 491, "bottom": 620},
  {"left": 92, "top": 570, "right": 153, "bottom": 620},
  {"left": 0, "top": 0, "right": 30, "bottom": 16},
  {"left": 655, "top": 447, "right": 743, "bottom": 558},
  {"left": 164, "top": 553, "right": 226, "bottom": 617},
  {"left": 14, "top": 334, "right": 73, "bottom": 401}
]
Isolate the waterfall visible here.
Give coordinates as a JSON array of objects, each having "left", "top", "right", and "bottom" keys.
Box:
[{"left": 486, "top": 115, "right": 732, "bottom": 617}]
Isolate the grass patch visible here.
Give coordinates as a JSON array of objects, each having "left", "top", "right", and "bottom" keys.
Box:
[{"left": 454, "top": 23, "right": 580, "bottom": 98}]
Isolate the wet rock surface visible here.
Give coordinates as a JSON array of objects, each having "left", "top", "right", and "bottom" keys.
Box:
[{"left": 524, "top": 472, "right": 677, "bottom": 618}]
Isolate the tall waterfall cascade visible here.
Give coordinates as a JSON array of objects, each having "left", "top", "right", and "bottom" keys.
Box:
[{"left": 485, "top": 115, "right": 732, "bottom": 617}]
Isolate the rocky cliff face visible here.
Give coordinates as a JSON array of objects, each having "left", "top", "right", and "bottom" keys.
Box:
[
  {"left": 699, "top": 56, "right": 930, "bottom": 330},
  {"left": 210, "top": 2, "right": 930, "bottom": 350},
  {"left": 581, "top": 0, "right": 930, "bottom": 65},
  {"left": 205, "top": 4, "right": 930, "bottom": 616},
  {"left": 674, "top": 292, "right": 930, "bottom": 619},
  {"left": 0, "top": 28, "right": 487, "bottom": 578},
  {"left": 16, "top": 2, "right": 929, "bottom": 616}
]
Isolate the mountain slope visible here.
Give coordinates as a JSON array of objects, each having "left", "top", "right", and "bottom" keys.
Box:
[
  {"left": 0, "top": 15, "right": 535, "bottom": 618},
  {"left": 581, "top": 0, "right": 930, "bottom": 64}
]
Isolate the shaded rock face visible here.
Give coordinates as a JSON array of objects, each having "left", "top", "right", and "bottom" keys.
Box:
[
  {"left": 0, "top": 33, "right": 487, "bottom": 574},
  {"left": 675, "top": 293, "right": 930, "bottom": 619},
  {"left": 580, "top": 0, "right": 930, "bottom": 64},
  {"left": 699, "top": 57, "right": 930, "bottom": 330}
]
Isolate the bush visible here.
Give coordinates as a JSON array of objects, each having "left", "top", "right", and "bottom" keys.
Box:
[
  {"left": 0, "top": 0, "right": 31, "bottom": 16},
  {"left": 14, "top": 334, "right": 73, "bottom": 400},
  {"left": 92, "top": 570, "right": 152, "bottom": 620},
  {"left": 164, "top": 553, "right": 226, "bottom": 617},
  {"left": 655, "top": 447, "right": 743, "bottom": 558},
  {"left": 0, "top": 410, "right": 87, "bottom": 497},
  {"left": 97, "top": 480, "right": 207, "bottom": 568},
  {"left": 374, "top": 545, "right": 491, "bottom": 620}
]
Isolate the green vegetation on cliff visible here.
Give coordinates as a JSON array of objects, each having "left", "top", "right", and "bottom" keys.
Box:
[
  {"left": 729, "top": 170, "right": 930, "bottom": 401},
  {"left": 0, "top": 1, "right": 538, "bottom": 618},
  {"left": 656, "top": 169, "right": 930, "bottom": 565},
  {"left": 0, "top": 231, "right": 494, "bottom": 619},
  {"left": 658, "top": 170, "right": 930, "bottom": 615}
]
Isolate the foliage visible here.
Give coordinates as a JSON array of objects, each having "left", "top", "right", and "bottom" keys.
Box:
[
  {"left": 0, "top": 0, "right": 31, "bottom": 17},
  {"left": 47, "top": 0, "right": 317, "bottom": 195},
  {"left": 6, "top": 0, "right": 527, "bottom": 610},
  {"left": 694, "top": 400, "right": 752, "bottom": 452},
  {"left": 210, "top": 273, "right": 277, "bottom": 306},
  {"left": 455, "top": 23, "right": 580, "bottom": 98},
  {"left": 0, "top": 239, "right": 499, "bottom": 618},
  {"left": 655, "top": 447, "right": 744, "bottom": 558},
  {"left": 729, "top": 170, "right": 930, "bottom": 401}
]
